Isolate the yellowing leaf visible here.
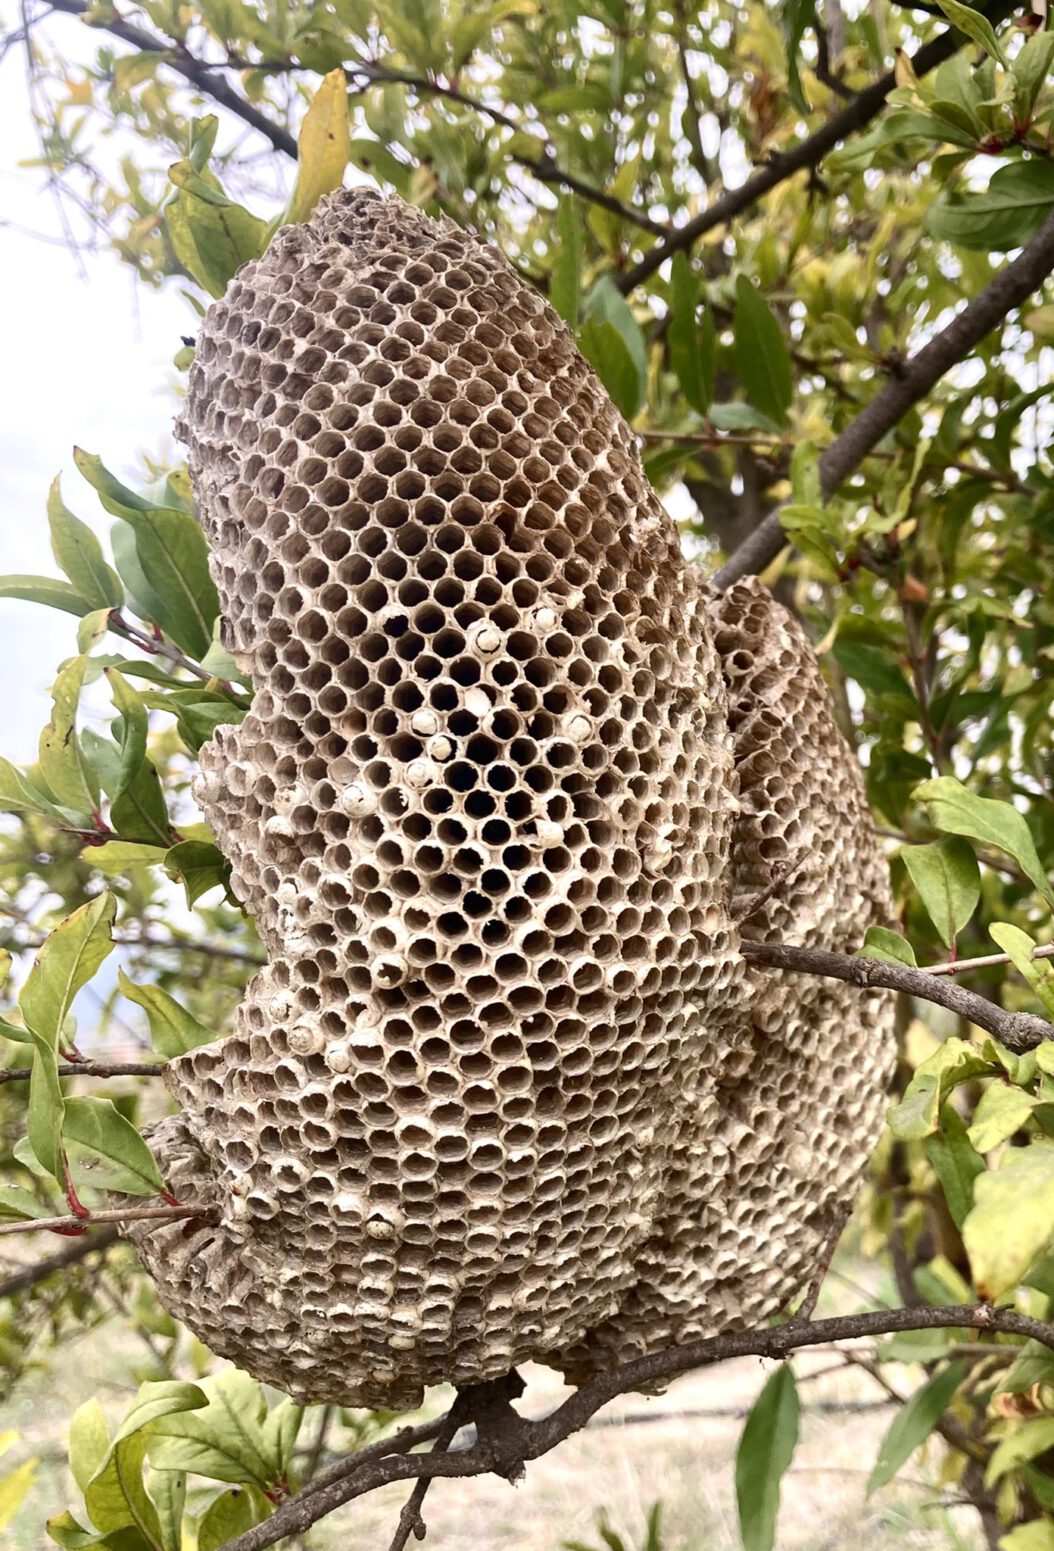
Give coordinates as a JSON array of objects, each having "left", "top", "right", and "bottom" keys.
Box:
[
  {"left": 288, "top": 69, "right": 349, "bottom": 224},
  {"left": 963, "top": 1145, "right": 1054, "bottom": 1298}
]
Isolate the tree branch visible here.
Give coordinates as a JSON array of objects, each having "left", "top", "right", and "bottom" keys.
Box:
[
  {"left": 740, "top": 941, "right": 1054, "bottom": 1053},
  {"left": 0, "top": 1203, "right": 216, "bottom": 1237},
  {"left": 712, "top": 203, "right": 1054, "bottom": 589},
  {"left": 0, "top": 1059, "right": 165, "bottom": 1086},
  {"left": 46, "top": 0, "right": 298, "bottom": 157},
  {"left": 616, "top": 0, "right": 1017, "bottom": 293},
  {"left": 219, "top": 1302, "right": 1054, "bottom": 1551},
  {"left": 0, "top": 1222, "right": 120, "bottom": 1297}
]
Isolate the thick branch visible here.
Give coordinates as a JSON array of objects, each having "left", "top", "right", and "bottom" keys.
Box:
[
  {"left": 713, "top": 204, "right": 1054, "bottom": 589},
  {"left": 219, "top": 1302, "right": 1054, "bottom": 1551},
  {"left": 741, "top": 941, "right": 1054, "bottom": 1053},
  {"left": 0, "top": 1059, "right": 165, "bottom": 1086},
  {"left": 0, "top": 1223, "right": 120, "bottom": 1297},
  {"left": 616, "top": 0, "right": 1016, "bottom": 293}
]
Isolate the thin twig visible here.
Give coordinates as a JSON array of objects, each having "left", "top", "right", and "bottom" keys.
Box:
[
  {"left": 386, "top": 1400, "right": 465, "bottom": 1551},
  {"left": 921, "top": 943, "right": 1054, "bottom": 978},
  {"left": 0, "top": 1203, "right": 216, "bottom": 1237},
  {"left": 0, "top": 1059, "right": 165, "bottom": 1087},
  {"left": 713, "top": 204, "right": 1054, "bottom": 589},
  {"left": 739, "top": 941, "right": 1053, "bottom": 1053}
]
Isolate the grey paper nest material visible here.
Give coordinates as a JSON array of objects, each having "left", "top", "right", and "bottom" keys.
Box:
[{"left": 126, "top": 188, "right": 894, "bottom": 1408}]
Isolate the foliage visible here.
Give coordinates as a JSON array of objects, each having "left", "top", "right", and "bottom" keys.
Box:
[{"left": 2, "top": 0, "right": 1054, "bottom": 1547}]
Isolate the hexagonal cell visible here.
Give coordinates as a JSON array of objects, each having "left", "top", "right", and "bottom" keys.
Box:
[{"left": 123, "top": 188, "right": 894, "bottom": 1411}]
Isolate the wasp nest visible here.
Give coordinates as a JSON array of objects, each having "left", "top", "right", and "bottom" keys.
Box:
[{"left": 126, "top": 189, "right": 894, "bottom": 1409}]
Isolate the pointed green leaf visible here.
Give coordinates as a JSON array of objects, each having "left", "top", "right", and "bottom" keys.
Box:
[
  {"left": 70, "top": 1400, "right": 112, "bottom": 1496},
  {"left": 735, "top": 1364, "right": 799, "bottom": 1551},
  {"left": 913, "top": 778, "right": 1054, "bottom": 906},
  {"left": 867, "top": 1361, "right": 968, "bottom": 1494},
  {"left": 0, "top": 757, "right": 71, "bottom": 823},
  {"left": 550, "top": 197, "right": 582, "bottom": 329},
  {"left": 48, "top": 480, "right": 123, "bottom": 611},
  {"left": 889, "top": 1037, "right": 994, "bottom": 1140},
  {"left": 734, "top": 275, "right": 792, "bottom": 428},
  {"left": 148, "top": 1371, "right": 275, "bottom": 1488},
  {"left": 933, "top": 0, "right": 1007, "bottom": 65},
  {"left": 861, "top": 926, "right": 917, "bottom": 967},
  {"left": 39, "top": 655, "right": 98, "bottom": 818},
  {"left": 118, "top": 971, "right": 214, "bottom": 1058},
  {"left": 75, "top": 452, "right": 217, "bottom": 660},
  {"left": 926, "top": 1106, "right": 984, "bottom": 1229},
  {"left": 668, "top": 253, "right": 714, "bottom": 415},
  {"left": 84, "top": 1432, "right": 164, "bottom": 1548},
  {"left": 0, "top": 575, "right": 93, "bottom": 617},
  {"left": 196, "top": 1487, "right": 260, "bottom": 1551},
  {"left": 901, "top": 837, "right": 980, "bottom": 950},
  {"left": 106, "top": 669, "right": 149, "bottom": 798},
  {"left": 62, "top": 1098, "right": 165, "bottom": 1197},
  {"left": 20, "top": 895, "right": 117, "bottom": 1053}
]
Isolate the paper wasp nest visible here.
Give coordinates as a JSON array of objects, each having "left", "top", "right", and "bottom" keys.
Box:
[{"left": 126, "top": 189, "right": 894, "bottom": 1408}]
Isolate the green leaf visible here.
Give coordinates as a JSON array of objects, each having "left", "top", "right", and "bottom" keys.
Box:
[
  {"left": 734, "top": 1364, "right": 799, "bottom": 1551},
  {"left": 901, "top": 837, "right": 980, "bottom": 950},
  {"left": 668, "top": 253, "right": 714, "bottom": 415},
  {"left": 164, "top": 840, "right": 231, "bottom": 906},
  {"left": 27, "top": 1031, "right": 66, "bottom": 1184},
  {"left": 70, "top": 1400, "right": 112, "bottom": 1495},
  {"left": 148, "top": 1371, "right": 276, "bottom": 1488},
  {"left": 834, "top": 639, "right": 915, "bottom": 706},
  {"left": 112, "top": 1383, "right": 207, "bottom": 1448},
  {"left": 62, "top": 1097, "right": 165, "bottom": 1197},
  {"left": 926, "top": 1106, "right": 984, "bottom": 1228},
  {"left": 783, "top": 0, "right": 817, "bottom": 112},
  {"left": 48, "top": 480, "right": 123, "bottom": 611},
  {"left": 118, "top": 971, "right": 214, "bottom": 1058},
  {"left": 734, "top": 275, "right": 793, "bottom": 428},
  {"left": 988, "top": 1418, "right": 1054, "bottom": 1486},
  {"left": 928, "top": 162, "right": 1054, "bottom": 253},
  {"left": 866, "top": 1361, "right": 968, "bottom": 1494},
  {"left": 580, "top": 278, "right": 647, "bottom": 419},
  {"left": 287, "top": 68, "right": 349, "bottom": 225},
  {"left": 84, "top": 1432, "right": 164, "bottom": 1548},
  {"left": 88, "top": 842, "right": 170, "bottom": 876},
  {"left": 967, "top": 1081, "right": 1036, "bottom": 1152},
  {"left": 963, "top": 1145, "right": 1054, "bottom": 1298},
  {"left": 39, "top": 655, "right": 98, "bottom": 818},
  {"left": 149, "top": 1469, "right": 184, "bottom": 1551},
  {"left": 913, "top": 777, "right": 1054, "bottom": 906},
  {"left": 259, "top": 1399, "right": 303, "bottom": 1480},
  {"left": 0, "top": 757, "right": 70, "bottom": 823},
  {"left": 196, "top": 1488, "right": 260, "bottom": 1551},
  {"left": 0, "top": 574, "right": 93, "bottom": 617},
  {"left": 75, "top": 452, "right": 218, "bottom": 660},
  {"left": 106, "top": 669, "right": 149, "bottom": 799},
  {"left": 933, "top": 0, "right": 1007, "bottom": 65},
  {"left": 991, "top": 923, "right": 1054, "bottom": 1019},
  {"left": 999, "top": 1339, "right": 1054, "bottom": 1397},
  {"left": 550, "top": 197, "right": 582, "bottom": 329},
  {"left": 0, "top": 1183, "right": 51, "bottom": 1221},
  {"left": 165, "top": 171, "right": 269, "bottom": 298},
  {"left": 20, "top": 894, "right": 117, "bottom": 1054},
  {"left": 861, "top": 925, "right": 917, "bottom": 967},
  {"left": 1012, "top": 29, "right": 1054, "bottom": 118},
  {"left": 889, "top": 1037, "right": 994, "bottom": 1139},
  {"left": 110, "top": 760, "right": 173, "bottom": 847}
]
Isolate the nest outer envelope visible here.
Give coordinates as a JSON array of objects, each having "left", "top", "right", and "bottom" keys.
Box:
[{"left": 124, "top": 188, "right": 895, "bottom": 1409}]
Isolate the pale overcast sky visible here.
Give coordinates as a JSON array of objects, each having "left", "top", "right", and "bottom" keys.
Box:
[{"left": 1, "top": 39, "right": 209, "bottom": 762}]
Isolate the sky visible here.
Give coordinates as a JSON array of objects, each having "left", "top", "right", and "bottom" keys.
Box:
[{"left": 0, "top": 36, "right": 198, "bottom": 762}]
